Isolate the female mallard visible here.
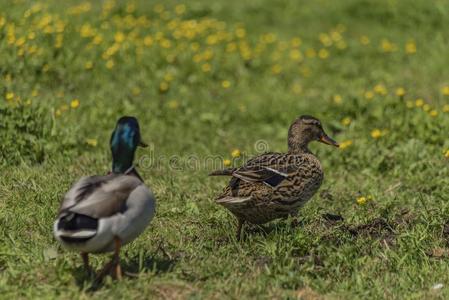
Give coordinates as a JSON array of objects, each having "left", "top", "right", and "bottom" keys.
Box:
[
  {"left": 53, "top": 116, "right": 156, "bottom": 280},
  {"left": 210, "top": 115, "right": 339, "bottom": 240}
]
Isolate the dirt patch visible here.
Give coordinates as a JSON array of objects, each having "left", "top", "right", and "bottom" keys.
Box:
[{"left": 295, "top": 286, "right": 324, "bottom": 300}]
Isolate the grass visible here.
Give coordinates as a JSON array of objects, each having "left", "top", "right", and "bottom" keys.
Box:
[{"left": 1, "top": 0, "right": 449, "bottom": 298}]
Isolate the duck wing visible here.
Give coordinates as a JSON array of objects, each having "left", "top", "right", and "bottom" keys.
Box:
[{"left": 55, "top": 174, "right": 142, "bottom": 244}]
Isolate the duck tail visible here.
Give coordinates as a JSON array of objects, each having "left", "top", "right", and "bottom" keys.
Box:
[
  {"left": 209, "top": 168, "right": 236, "bottom": 176},
  {"left": 54, "top": 213, "right": 98, "bottom": 244}
]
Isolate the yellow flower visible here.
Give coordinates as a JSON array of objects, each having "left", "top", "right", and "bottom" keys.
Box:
[
  {"left": 159, "top": 81, "right": 169, "bottom": 92},
  {"left": 305, "top": 48, "right": 316, "bottom": 58},
  {"left": 443, "top": 105, "right": 449, "bottom": 113},
  {"left": 85, "top": 138, "right": 98, "bottom": 147},
  {"left": 231, "top": 149, "right": 241, "bottom": 158},
  {"left": 333, "top": 94, "right": 342, "bottom": 104},
  {"left": 289, "top": 49, "right": 303, "bottom": 62},
  {"left": 175, "top": 4, "right": 186, "bottom": 15},
  {"left": 31, "top": 89, "right": 39, "bottom": 97},
  {"left": 415, "top": 98, "right": 424, "bottom": 107},
  {"left": 291, "top": 83, "right": 302, "bottom": 95},
  {"left": 406, "top": 101, "right": 414, "bottom": 108},
  {"left": 364, "top": 90, "right": 374, "bottom": 100},
  {"left": 341, "top": 117, "right": 351, "bottom": 126},
  {"left": 318, "top": 48, "right": 329, "bottom": 59},
  {"left": 84, "top": 61, "right": 93, "bottom": 69},
  {"left": 373, "top": 84, "right": 387, "bottom": 96},
  {"left": 168, "top": 100, "right": 179, "bottom": 109},
  {"left": 371, "top": 129, "right": 382, "bottom": 139},
  {"left": 55, "top": 109, "right": 62, "bottom": 117},
  {"left": 356, "top": 196, "right": 367, "bottom": 205},
  {"left": 395, "top": 87, "right": 406, "bottom": 97},
  {"left": 423, "top": 104, "right": 430, "bottom": 112},
  {"left": 271, "top": 64, "right": 282, "bottom": 74},
  {"left": 223, "top": 159, "right": 232, "bottom": 167},
  {"left": 221, "top": 80, "right": 231, "bottom": 89},
  {"left": 405, "top": 41, "right": 416, "bottom": 54},
  {"left": 340, "top": 140, "right": 353, "bottom": 150},
  {"left": 429, "top": 110, "right": 438, "bottom": 117},
  {"left": 359, "top": 35, "right": 370, "bottom": 45},
  {"left": 70, "top": 99, "right": 80, "bottom": 109},
  {"left": 441, "top": 86, "right": 449, "bottom": 96},
  {"left": 201, "top": 63, "right": 211, "bottom": 72},
  {"left": 132, "top": 87, "right": 141, "bottom": 96},
  {"left": 445, "top": 150, "right": 449, "bottom": 159},
  {"left": 5, "top": 92, "right": 14, "bottom": 101},
  {"left": 106, "top": 60, "right": 114, "bottom": 69},
  {"left": 114, "top": 32, "right": 125, "bottom": 43}
]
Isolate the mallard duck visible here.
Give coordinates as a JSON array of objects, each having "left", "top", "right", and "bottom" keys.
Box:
[
  {"left": 210, "top": 115, "right": 339, "bottom": 240},
  {"left": 53, "top": 116, "right": 156, "bottom": 280}
]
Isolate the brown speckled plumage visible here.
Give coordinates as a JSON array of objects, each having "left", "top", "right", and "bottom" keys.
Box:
[{"left": 210, "top": 115, "right": 339, "bottom": 239}]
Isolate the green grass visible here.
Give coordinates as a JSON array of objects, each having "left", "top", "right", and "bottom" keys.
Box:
[{"left": 1, "top": 0, "right": 449, "bottom": 298}]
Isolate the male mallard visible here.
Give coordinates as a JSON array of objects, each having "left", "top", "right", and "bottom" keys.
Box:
[
  {"left": 210, "top": 115, "right": 339, "bottom": 239},
  {"left": 53, "top": 116, "right": 156, "bottom": 280}
]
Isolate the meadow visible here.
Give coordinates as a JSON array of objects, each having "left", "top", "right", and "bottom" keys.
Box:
[{"left": 1, "top": 0, "right": 449, "bottom": 298}]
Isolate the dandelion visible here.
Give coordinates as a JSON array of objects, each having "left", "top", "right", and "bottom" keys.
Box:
[
  {"left": 305, "top": 48, "right": 316, "bottom": 58},
  {"left": 168, "top": 100, "right": 179, "bottom": 109},
  {"left": 159, "top": 81, "right": 169, "bottom": 92},
  {"left": 423, "top": 104, "right": 431, "bottom": 112},
  {"left": 406, "top": 100, "right": 414, "bottom": 108},
  {"left": 223, "top": 159, "right": 232, "bottom": 167},
  {"left": 318, "top": 48, "right": 329, "bottom": 59},
  {"left": 143, "top": 36, "right": 153, "bottom": 47},
  {"left": 371, "top": 129, "right": 382, "bottom": 139},
  {"left": 5, "top": 92, "right": 14, "bottom": 101},
  {"left": 381, "top": 39, "right": 396, "bottom": 52},
  {"left": 415, "top": 98, "right": 424, "bottom": 107},
  {"left": 405, "top": 40, "right": 416, "bottom": 54},
  {"left": 106, "top": 60, "right": 114, "bottom": 69},
  {"left": 291, "top": 83, "right": 302, "bottom": 95},
  {"left": 443, "top": 105, "right": 449, "bottom": 113},
  {"left": 231, "top": 149, "right": 241, "bottom": 158},
  {"left": 356, "top": 196, "right": 367, "bottom": 205},
  {"left": 201, "top": 63, "right": 211, "bottom": 72},
  {"left": 70, "top": 99, "right": 80, "bottom": 109},
  {"left": 341, "top": 117, "right": 351, "bottom": 126},
  {"left": 356, "top": 195, "right": 373, "bottom": 205},
  {"left": 429, "top": 110, "right": 438, "bottom": 117},
  {"left": 441, "top": 86, "right": 449, "bottom": 96},
  {"left": 340, "top": 140, "right": 353, "bottom": 150},
  {"left": 222, "top": 80, "right": 231, "bottom": 89},
  {"left": 374, "top": 84, "right": 387, "bottom": 96},
  {"left": 271, "top": 64, "right": 282, "bottom": 74},
  {"left": 364, "top": 90, "right": 374, "bottom": 100},
  {"left": 395, "top": 87, "right": 406, "bottom": 97},
  {"left": 175, "top": 4, "right": 186, "bottom": 15},
  {"left": 84, "top": 61, "right": 93, "bottom": 69},
  {"left": 289, "top": 49, "right": 303, "bottom": 62},
  {"left": 359, "top": 35, "right": 370, "bottom": 45},
  {"left": 55, "top": 109, "right": 62, "bottom": 117},
  {"left": 86, "top": 138, "right": 98, "bottom": 147},
  {"left": 333, "top": 94, "right": 342, "bottom": 104},
  {"left": 444, "top": 150, "right": 449, "bottom": 159}
]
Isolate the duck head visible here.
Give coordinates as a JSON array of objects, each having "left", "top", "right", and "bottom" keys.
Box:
[
  {"left": 288, "top": 115, "right": 339, "bottom": 153},
  {"left": 110, "top": 116, "right": 147, "bottom": 174}
]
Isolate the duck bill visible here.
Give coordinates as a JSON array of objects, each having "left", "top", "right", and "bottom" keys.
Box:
[{"left": 319, "top": 134, "right": 339, "bottom": 147}]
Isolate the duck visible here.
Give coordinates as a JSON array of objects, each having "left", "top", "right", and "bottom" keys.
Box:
[
  {"left": 53, "top": 116, "right": 156, "bottom": 280},
  {"left": 209, "top": 115, "right": 339, "bottom": 240}
]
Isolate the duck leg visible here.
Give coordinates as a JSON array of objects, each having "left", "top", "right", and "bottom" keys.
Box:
[
  {"left": 112, "top": 237, "right": 122, "bottom": 280},
  {"left": 94, "top": 237, "right": 122, "bottom": 282},
  {"left": 81, "top": 252, "right": 92, "bottom": 274},
  {"left": 236, "top": 219, "right": 245, "bottom": 241}
]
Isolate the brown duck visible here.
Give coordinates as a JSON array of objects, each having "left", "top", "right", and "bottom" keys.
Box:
[{"left": 210, "top": 115, "right": 339, "bottom": 239}]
